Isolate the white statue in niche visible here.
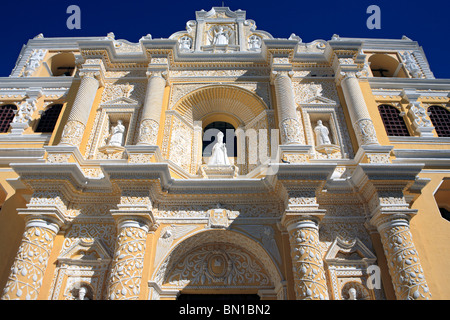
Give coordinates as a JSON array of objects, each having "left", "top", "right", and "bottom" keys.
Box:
[
  {"left": 179, "top": 36, "right": 192, "bottom": 51},
  {"left": 75, "top": 286, "right": 90, "bottom": 300},
  {"left": 314, "top": 120, "right": 331, "bottom": 146},
  {"left": 347, "top": 287, "right": 357, "bottom": 300},
  {"left": 213, "top": 26, "right": 229, "bottom": 45},
  {"left": 107, "top": 120, "right": 125, "bottom": 147},
  {"left": 208, "top": 131, "right": 230, "bottom": 166}
]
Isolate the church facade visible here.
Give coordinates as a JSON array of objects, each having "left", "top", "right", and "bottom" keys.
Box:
[{"left": 0, "top": 7, "right": 449, "bottom": 300}]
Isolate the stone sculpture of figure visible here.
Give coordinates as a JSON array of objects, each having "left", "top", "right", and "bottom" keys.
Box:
[
  {"left": 248, "top": 35, "right": 261, "bottom": 50},
  {"left": 108, "top": 120, "right": 125, "bottom": 147},
  {"left": 213, "top": 26, "right": 229, "bottom": 45},
  {"left": 76, "top": 286, "right": 90, "bottom": 300},
  {"left": 179, "top": 36, "right": 192, "bottom": 51},
  {"left": 401, "top": 51, "right": 422, "bottom": 78},
  {"left": 348, "top": 287, "right": 357, "bottom": 300},
  {"left": 314, "top": 120, "right": 331, "bottom": 146},
  {"left": 208, "top": 131, "right": 230, "bottom": 165}
]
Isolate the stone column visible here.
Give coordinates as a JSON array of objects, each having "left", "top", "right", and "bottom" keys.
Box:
[
  {"left": 136, "top": 71, "right": 167, "bottom": 145},
  {"left": 272, "top": 71, "right": 304, "bottom": 145},
  {"left": 107, "top": 216, "right": 152, "bottom": 300},
  {"left": 339, "top": 72, "right": 379, "bottom": 146},
  {"left": 370, "top": 213, "right": 431, "bottom": 300},
  {"left": 284, "top": 216, "right": 329, "bottom": 300},
  {"left": 106, "top": 185, "right": 155, "bottom": 300},
  {"left": 1, "top": 216, "right": 62, "bottom": 300},
  {"left": 59, "top": 70, "right": 101, "bottom": 147}
]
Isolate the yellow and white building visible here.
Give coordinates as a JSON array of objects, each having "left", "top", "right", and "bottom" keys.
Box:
[{"left": 0, "top": 7, "right": 449, "bottom": 300}]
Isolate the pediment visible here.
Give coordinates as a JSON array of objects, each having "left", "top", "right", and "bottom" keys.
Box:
[
  {"left": 304, "top": 95, "right": 337, "bottom": 105},
  {"left": 101, "top": 96, "right": 139, "bottom": 106},
  {"left": 325, "top": 237, "right": 376, "bottom": 265},
  {"left": 58, "top": 239, "right": 112, "bottom": 264}
]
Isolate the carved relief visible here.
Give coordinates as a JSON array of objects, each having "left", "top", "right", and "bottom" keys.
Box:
[
  {"left": 164, "top": 243, "right": 271, "bottom": 288},
  {"left": 354, "top": 119, "right": 378, "bottom": 145},
  {"left": 107, "top": 224, "right": 148, "bottom": 300},
  {"left": 2, "top": 224, "right": 57, "bottom": 300},
  {"left": 287, "top": 224, "right": 329, "bottom": 300},
  {"left": 137, "top": 119, "right": 159, "bottom": 145},
  {"left": 60, "top": 120, "right": 85, "bottom": 146},
  {"left": 168, "top": 116, "right": 193, "bottom": 173}
]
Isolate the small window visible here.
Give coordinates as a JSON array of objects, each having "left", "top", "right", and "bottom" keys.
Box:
[
  {"left": 378, "top": 105, "right": 410, "bottom": 136},
  {"left": 35, "top": 104, "right": 63, "bottom": 133},
  {"left": 0, "top": 104, "right": 17, "bottom": 133},
  {"left": 428, "top": 106, "right": 450, "bottom": 137}
]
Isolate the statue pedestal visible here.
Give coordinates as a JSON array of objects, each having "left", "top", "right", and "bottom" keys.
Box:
[
  {"left": 315, "top": 144, "right": 341, "bottom": 155},
  {"left": 97, "top": 145, "right": 125, "bottom": 160},
  {"left": 200, "top": 164, "right": 239, "bottom": 179}
]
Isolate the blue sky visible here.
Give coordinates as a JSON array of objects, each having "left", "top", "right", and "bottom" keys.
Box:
[{"left": 1, "top": 0, "right": 449, "bottom": 78}]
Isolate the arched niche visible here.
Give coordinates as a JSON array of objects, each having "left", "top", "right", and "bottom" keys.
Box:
[
  {"left": 368, "top": 53, "right": 407, "bottom": 78},
  {"left": 150, "top": 229, "right": 284, "bottom": 300},
  {"left": 172, "top": 84, "right": 268, "bottom": 126},
  {"left": 165, "top": 85, "right": 273, "bottom": 176},
  {"left": 47, "top": 52, "right": 76, "bottom": 77}
]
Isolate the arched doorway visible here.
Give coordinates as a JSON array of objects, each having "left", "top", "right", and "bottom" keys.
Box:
[{"left": 149, "top": 229, "right": 284, "bottom": 300}]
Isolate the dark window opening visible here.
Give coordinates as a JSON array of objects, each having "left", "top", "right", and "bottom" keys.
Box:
[
  {"left": 378, "top": 104, "right": 410, "bottom": 136},
  {"left": 0, "top": 104, "right": 17, "bottom": 133},
  {"left": 202, "top": 121, "right": 237, "bottom": 157},
  {"left": 428, "top": 106, "right": 450, "bottom": 137},
  {"left": 35, "top": 104, "right": 63, "bottom": 133}
]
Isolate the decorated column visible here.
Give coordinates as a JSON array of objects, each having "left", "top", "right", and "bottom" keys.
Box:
[
  {"left": 370, "top": 212, "right": 431, "bottom": 300},
  {"left": 59, "top": 61, "right": 104, "bottom": 147},
  {"left": 136, "top": 70, "right": 167, "bottom": 145},
  {"left": 339, "top": 72, "right": 379, "bottom": 146},
  {"left": 272, "top": 71, "right": 304, "bottom": 145},
  {"left": 284, "top": 215, "right": 329, "bottom": 300},
  {"left": 107, "top": 185, "right": 156, "bottom": 300},
  {"left": 107, "top": 216, "right": 152, "bottom": 300},
  {"left": 1, "top": 216, "right": 62, "bottom": 300}
]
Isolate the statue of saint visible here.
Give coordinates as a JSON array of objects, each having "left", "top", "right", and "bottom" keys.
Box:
[
  {"left": 208, "top": 131, "right": 230, "bottom": 165},
  {"left": 108, "top": 120, "right": 125, "bottom": 147},
  {"left": 348, "top": 287, "right": 357, "bottom": 300},
  {"left": 76, "top": 286, "right": 90, "bottom": 300},
  {"left": 213, "top": 26, "right": 229, "bottom": 45},
  {"left": 314, "top": 120, "right": 331, "bottom": 146}
]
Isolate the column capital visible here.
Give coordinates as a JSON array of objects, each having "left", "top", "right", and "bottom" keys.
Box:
[
  {"left": 270, "top": 69, "right": 294, "bottom": 84},
  {"left": 18, "top": 208, "right": 68, "bottom": 233},
  {"left": 111, "top": 211, "right": 157, "bottom": 233},
  {"left": 368, "top": 210, "right": 414, "bottom": 232},
  {"left": 78, "top": 59, "right": 106, "bottom": 87},
  {"left": 282, "top": 213, "right": 324, "bottom": 232}
]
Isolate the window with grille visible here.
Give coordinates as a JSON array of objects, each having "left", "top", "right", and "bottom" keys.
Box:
[
  {"left": 0, "top": 104, "right": 17, "bottom": 133},
  {"left": 35, "top": 104, "right": 63, "bottom": 133},
  {"left": 378, "top": 104, "right": 410, "bottom": 136},
  {"left": 428, "top": 105, "right": 450, "bottom": 137}
]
